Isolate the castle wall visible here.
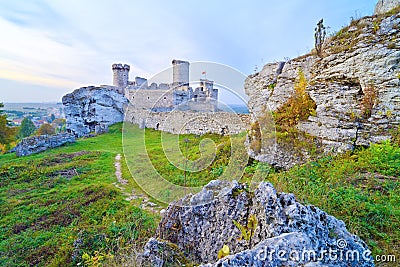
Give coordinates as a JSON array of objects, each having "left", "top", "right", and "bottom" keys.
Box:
[
  {"left": 127, "top": 89, "right": 174, "bottom": 110},
  {"left": 211, "top": 88, "right": 218, "bottom": 100},
  {"left": 135, "top": 77, "right": 148, "bottom": 87},
  {"left": 125, "top": 108, "right": 250, "bottom": 135},
  {"left": 173, "top": 89, "right": 192, "bottom": 106}
]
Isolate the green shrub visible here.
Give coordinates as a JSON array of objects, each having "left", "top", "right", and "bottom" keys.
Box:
[
  {"left": 265, "top": 142, "right": 400, "bottom": 259},
  {"left": 361, "top": 84, "right": 378, "bottom": 119},
  {"left": 273, "top": 68, "right": 316, "bottom": 132},
  {"left": 249, "top": 121, "right": 262, "bottom": 154}
]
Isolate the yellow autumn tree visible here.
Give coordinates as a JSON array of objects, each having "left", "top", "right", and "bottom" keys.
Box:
[
  {"left": 36, "top": 123, "right": 55, "bottom": 136},
  {"left": 274, "top": 68, "right": 316, "bottom": 132}
]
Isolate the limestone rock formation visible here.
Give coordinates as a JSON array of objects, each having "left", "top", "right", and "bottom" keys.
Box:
[
  {"left": 375, "top": 0, "right": 400, "bottom": 14},
  {"left": 245, "top": 9, "right": 400, "bottom": 169},
  {"left": 14, "top": 133, "right": 75, "bottom": 157},
  {"left": 62, "top": 86, "right": 128, "bottom": 137},
  {"left": 137, "top": 180, "right": 373, "bottom": 266}
]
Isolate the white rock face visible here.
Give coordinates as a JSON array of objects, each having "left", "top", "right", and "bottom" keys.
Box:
[
  {"left": 375, "top": 0, "right": 400, "bottom": 15},
  {"left": 137, "top": 181, "right": 373, "bottom": 266},
  {"left": 245, "top": 11, "right": 400, "bottom": 169},
  {"left": 62, "top": 86, "right": 128, "bottom": 137}
]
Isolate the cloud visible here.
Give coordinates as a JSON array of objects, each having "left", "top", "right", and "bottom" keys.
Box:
[{"left": 0, "top": 0, "right": 377, "bottom": 102}]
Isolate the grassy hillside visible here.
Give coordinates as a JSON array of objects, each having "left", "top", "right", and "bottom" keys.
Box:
[
  {"left": 122, "top": 123, "right": 249, "bottom": 204},
  {"left": 262, "top": 141, "right": 400, "bottom": 264},
  {"left": 0, "top": 123, "right": 399, "bottom": 266},
  {"left": 0, "top": 124, "right": 159, "bottom": 266},
  {"left": 0, "top": 123, "right": 242, "bottom": 266}
]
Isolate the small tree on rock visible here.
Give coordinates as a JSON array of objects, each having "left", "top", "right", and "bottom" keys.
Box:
[{"left": 314, "top": 19, "right": 326, "bottom": 58}]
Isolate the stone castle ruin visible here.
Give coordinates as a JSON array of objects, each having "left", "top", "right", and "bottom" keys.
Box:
[
  {"left": 62, "top": 59, "right": 248, "bottom": 137},
  {"left": 113, "top": 59, "right": 218, "bottom": 112}
]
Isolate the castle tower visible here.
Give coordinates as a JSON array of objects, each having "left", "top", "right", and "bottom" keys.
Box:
[
  {"left": 172, "top": 59, "right": 189, "bottom": 89},
  {"left": 199, "top": 79, "right": 218, "bottom": 100},
  {"left": 112, "top": 63, "right": 130, "bottom": 88}
]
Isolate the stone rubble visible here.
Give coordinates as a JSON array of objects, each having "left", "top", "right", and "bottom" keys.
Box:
[{"left": 14, "top": 133, "right": 75, "bottom": 157}]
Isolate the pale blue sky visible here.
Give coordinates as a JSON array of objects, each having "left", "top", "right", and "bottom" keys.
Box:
[{"left": 0, "top": 0, "right": 377, "bottom": 102}]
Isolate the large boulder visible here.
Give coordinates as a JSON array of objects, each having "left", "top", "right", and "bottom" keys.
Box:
[
  {"left": 62, "top": 86, "right": 128, "bottom": 137},
  {"left": 245, "top": 9, "right": 400, "bottom": 169},
  {"left": 137, "top": 180, "right": 373, "bottom": 266},
  {"left": 14, "top": 133, "right": 75, "bottom": 157},
  {"left": 375, "top": 0, "right": 400, "bottom": 15}
]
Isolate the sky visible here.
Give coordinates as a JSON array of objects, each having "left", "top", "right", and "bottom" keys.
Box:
[{"left": 0, "top": 0, "right": 377, "bottom": 103}]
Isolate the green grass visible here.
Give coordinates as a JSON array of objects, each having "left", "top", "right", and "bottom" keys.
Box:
[
  {"left": 122, "top": 123, "right": 249, "bottom": 204},
  {"left": 0, "top": 123, "right": 248, "bottom": 266},
  {"left": 262, "top": 141, "right": 400, "bottom": 263},
  {"left": 1, "top": 123, "right": 399, "bottom": 266},
  {"left": 0, "top": 124, "right": 159, "bottom": 266}
]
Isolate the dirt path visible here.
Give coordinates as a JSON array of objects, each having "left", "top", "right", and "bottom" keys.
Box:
[
  {"left": 113, "top": 154, "right": 161, "bottom": 213},
  {"left": 114, "top": 154, "right": 128, "bottom": 185}
]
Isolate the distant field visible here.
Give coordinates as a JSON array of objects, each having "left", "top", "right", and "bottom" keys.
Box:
[
  {"left": 3, "top": 103, "right": 62, "bottom": 112},
  {"left": 2, "top": 102, "right": 64, "bottom": 122}
]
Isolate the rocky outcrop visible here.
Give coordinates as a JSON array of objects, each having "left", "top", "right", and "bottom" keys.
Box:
[
  {"left": 62, "top": 86, "right": 128, "bottom": 137},
  {"left": 137, "top": 180, "right": 373, "bottom": 266},
  {"left": 14, "top": 133, "right": 75, "bottom": 157},
  {"left": 375, "top": 0, "right": 400, "bottom": 14},
  {"left": 245, "top": 9, "right": 400, "bottom": 169}
]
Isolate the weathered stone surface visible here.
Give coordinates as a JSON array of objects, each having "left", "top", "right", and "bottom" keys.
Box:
[
  {"left": 138, "top": 181, "right": 373, "bottom": 266},
  {"left": 62, "top": 86, "right": 128, "bottom": 137},
  {"left": 245, "top": 10, "right": 400, "bottom": 169},
  {"left": 375, "top": 0, "right": 400, "bottom": 15},
  {"left": 248, "top": 141, "right": 311, "bottom": 170},
  {"left": 125, "top": 107, "right": 250, "bottom": 135},
  {"left": 15, "top": 133, "right": 75, "bottom": 157}
]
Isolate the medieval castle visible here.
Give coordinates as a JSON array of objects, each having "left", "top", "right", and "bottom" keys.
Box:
[
  {"left": 62, "top": 59, "right": 248, "bottom": 137},
  {"left": 112, "top": 59, "right": 219, "bottom": 112}
]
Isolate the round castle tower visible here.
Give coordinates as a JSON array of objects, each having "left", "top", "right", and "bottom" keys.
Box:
[
  {"left": 112, "top": 63, "right": 130, "bottom": 88},
  {"left": 172, "top": 59, "right": 189, "bottom": 89}
]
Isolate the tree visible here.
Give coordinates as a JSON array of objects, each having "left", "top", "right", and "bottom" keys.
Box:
[
  {"left": 0, "top": 102, "right": 17, "bottom": 152},
  {"left": 52, "top": 118, "right": 66, "bottom": 133},
  {"left": 273, "top": 68, "right": 316, "bottom": 132},
  {"left": 314, "top": 19, "right": 326, "bottom": 58},
  {"left": 18, "top": 117, "right": 36, "bottom": 139},
  {"left": 37, "top": 123, "right": 55, "bottom": 135},
  {"left": 0, "top": 114, "right": 13, "bottom": 144}
]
